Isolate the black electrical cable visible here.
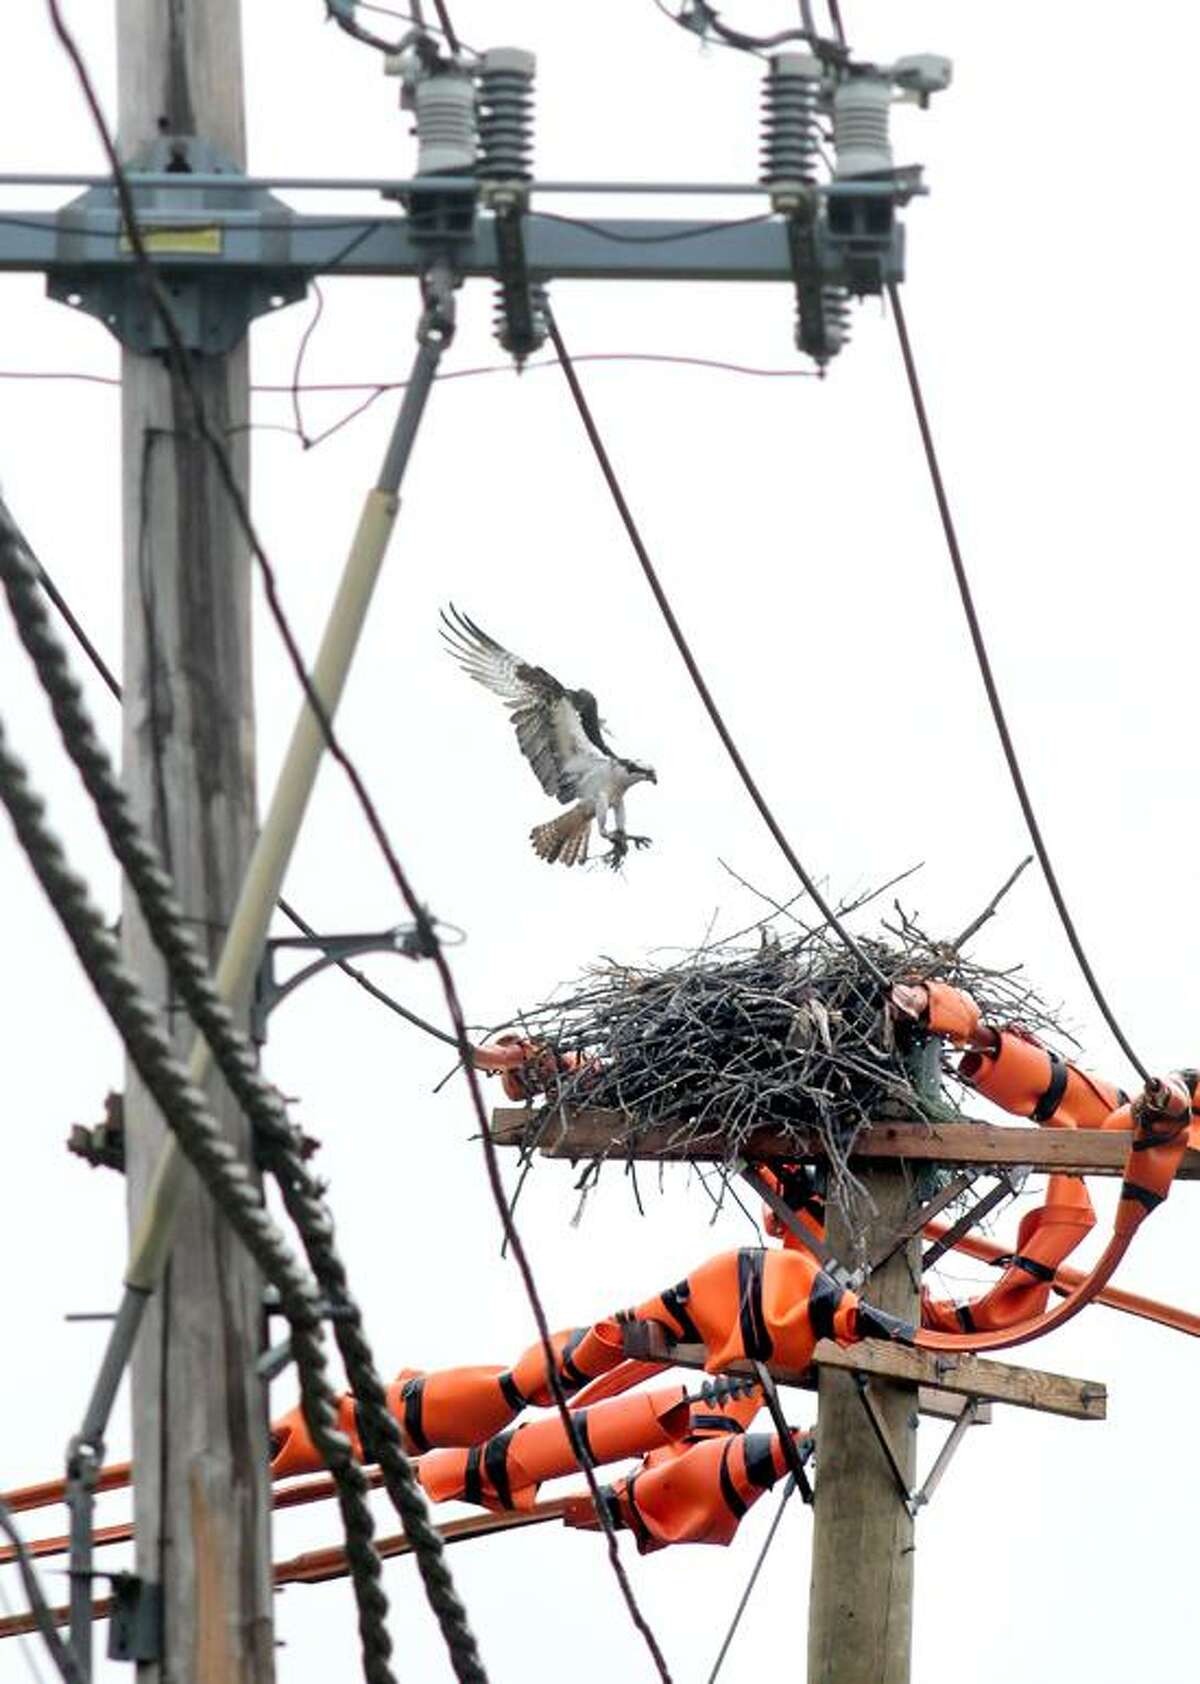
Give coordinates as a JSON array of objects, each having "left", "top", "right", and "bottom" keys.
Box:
[
  {"left": 45, "top": 11, "right": 674, "bottom": 1675},
  {"left": 886, "top": 281, "right": 1150, "bottom": 1085},
  {"left": 0, "top": 1498, "right": 80, "bottom": 1684},
  {"left": 544, "top": 303, "right": 888, "bottom": 992},
  {"left": 428, "top": 0, "right": 461, "bottom": 56}
]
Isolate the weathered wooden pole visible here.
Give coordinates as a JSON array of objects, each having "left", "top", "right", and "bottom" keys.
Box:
[
  {"left": 118, "top": 2, "right": 274, "bottom": 1677},
  {"left": 806, "top": 1168, "right": 920, "bottom": 1684}
]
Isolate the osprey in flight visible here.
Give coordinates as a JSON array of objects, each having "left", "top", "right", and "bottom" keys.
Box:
[{"left": 441, "top": 606, "right": 657, "bottom": 868}]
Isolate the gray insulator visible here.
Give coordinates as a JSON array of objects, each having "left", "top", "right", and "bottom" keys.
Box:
[
  {"left": 760, "top": 52, "right": 822, "bottom": 187},
  {"left": 795, "top": 283, "right": 850, "bottom": 366},
  {"left": 833, "top": 77, "right": 893, "bottom": 178},
  {"left": 414, "top": 70, "right": 478, "bottom": 176},
  {"left": 478, "top": 46, "right": 536, "bottom": 181}
]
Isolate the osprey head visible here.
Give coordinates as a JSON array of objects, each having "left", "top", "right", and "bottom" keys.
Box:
[{"left": 621, "top": 759, "right": 657, "bottom": 786}]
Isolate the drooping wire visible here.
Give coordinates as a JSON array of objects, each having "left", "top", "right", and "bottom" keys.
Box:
[
  {"left": 886, "top": 281, "right": 1149, "bottom": 1085},
  {"left": 544, "top": 303, "right": 888, "bottom": 991},
  {"left": 0, "top": 1498, "right": 78, "bottom": 1684},
  {"left": 650, "top": 0, "right": 847, "bottom": 61},
  {"left": 45, "top": 8, "right": 673, "bottom": 1674},
  {"left": 0, "top": 352, "right": 819, "bottom": 457}
]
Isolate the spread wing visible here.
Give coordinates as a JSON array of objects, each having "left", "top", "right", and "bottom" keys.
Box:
[{"left": 440, "top": 606, "right": 611, "bottom": 803}]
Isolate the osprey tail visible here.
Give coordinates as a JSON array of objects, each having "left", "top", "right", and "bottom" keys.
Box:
[{"left": 530, "top": 804, "right": 591, "bottom": 867}]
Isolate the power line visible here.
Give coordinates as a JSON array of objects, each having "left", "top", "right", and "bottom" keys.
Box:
[
  {"left": 544, "top": 302, "right": 889, "bottom": 992},
  {"left": 886, "top": 281, "right": 1149, "bottom": 1084},
  {"left": 45, "top": 9, "right": 674, "bottom": 1675}
]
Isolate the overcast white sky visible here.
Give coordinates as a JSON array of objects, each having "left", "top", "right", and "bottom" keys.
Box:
[{"left": 1, "top": 3, "right": 1198, "bottom": 1681}]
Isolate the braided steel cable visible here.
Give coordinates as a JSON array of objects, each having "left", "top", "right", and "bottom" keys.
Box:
[
  {"left": 0, "top": 719, "right": 398, "bottom": 1684},
  {"left": 0, "top": 512, "right": 488, "bottom": 1684},
  {"left": 45, "top": 11, "right": 672, "bottom": 1672}
]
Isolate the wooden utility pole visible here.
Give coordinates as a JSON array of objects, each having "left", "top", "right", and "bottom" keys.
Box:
[
  {"left": 118, "top": 3, "right": 274, "bottom": 1678},
  {"left": 807, "top": 1169, "right": 919, "bottom": 1684}
]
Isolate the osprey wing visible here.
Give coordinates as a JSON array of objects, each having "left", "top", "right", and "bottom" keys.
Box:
[{"left": 440, "top": 605, "right": 607, "bottom": 803}]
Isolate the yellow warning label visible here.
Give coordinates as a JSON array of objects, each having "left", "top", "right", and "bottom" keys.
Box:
[{"left": 119, "top": 225, "right": 223, "bottom": 256}]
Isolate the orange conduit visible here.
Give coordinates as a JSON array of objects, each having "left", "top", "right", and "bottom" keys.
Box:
[
  {"left": 620, "top": 1246, "right": 912, "bottom": 1374},
  {"left": 564, "top": 1429, "right": 806, "bottom": 1552},
  {"left": 922, "top": 1173, "right": 1096, "bottom": 1335},
  {"left": 269, "top": 1323, "right": 625, "bottom": 1480},
  {"left": 419, "top": 1385, "right": 692, "bottom": 1511},
  {"left": 915, "top": 1076, "right": 1193, "bottom": 1354}
]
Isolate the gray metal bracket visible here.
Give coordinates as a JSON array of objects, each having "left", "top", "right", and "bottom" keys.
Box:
[
  {"left": 852, "top": 1372, "right": 917, "bottom": 1515},
  {"left": 852, "top": 1373, "right": 981, "bottom": 1517},
  {"left": 251, "top": 922, "right": 434, "bottom": 1045},
  {"left": 106, "top": 1573, "right": 163, "bottom": 1664},
  {"left": 46, "top": 136, "right": 308, "bottom": 355}
]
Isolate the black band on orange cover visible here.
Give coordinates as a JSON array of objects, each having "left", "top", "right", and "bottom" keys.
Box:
[
  {"left": 718, "top": 1442, "right": 747, "bottom": 1519},
  {"left": 498, "top": 1370, "right": 526, "bottom": 1412},
  {"left": 463, "top": 1445, "right": 483, "bottom": 1506},
  {"left": 1032, "top": 1052, "right": 1069, "bottom": 1122},
  {"left": 743, "top": 1434, "right": 779, "bottom": 1491},
  {"left": 402, "top": 1377, "right": 430, "bottom": 1454},
  {"left": 660, "top": 1281, "right": 702, "bottom": 1344},
  {"left": 807, "top": 1271, "right": 843, "bottom": 1341},
  {"left": 994, "top": 1253, "right": 1056, "bottom": 1283},
  {"left": 737, "top": 1250, "right": 773, "bottom": 1361},
  {"left": 1121, "top": 1180, "right": 1163, "bottom": 1212},
  {"left": 484, "top": 1430, "right": 515, "bottom": 1510}
]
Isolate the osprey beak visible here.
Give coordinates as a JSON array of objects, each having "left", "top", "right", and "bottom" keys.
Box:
[{"left": 648, "top": 769, "right": 658, "bottom": 785}]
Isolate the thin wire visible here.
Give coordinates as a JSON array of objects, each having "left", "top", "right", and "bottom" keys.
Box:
[
  {"left": 22, "top": 545, "right": 455, "bottom": 1047},
  {"left": 530, "top": 210, "right": 774, "bottom": 245},
  {"left": 290, "top": 280, "right": 326, "bottom": 447},
  {"left": 544, "top": 303, "right": 888, "bottom": 991},
  {"left": 706, "top": 1473, "right": 798, "bottom": 1683},
  {"left": 826, "top": 0, "right": 847, "bottom": 47},
  {"left": 886, "top": 281, "right": 1149, "bottom": 1084},
  {"left": 428, "top": 0, "right": 461, "bottom": 55},
  {"left": 47, "top": 10, "right": 673, "bottom": 1675}
]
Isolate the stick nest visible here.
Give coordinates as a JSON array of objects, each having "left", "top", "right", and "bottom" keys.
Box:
[{"left": 508, "top": 884, "right": 1068, "bottom": 1217}]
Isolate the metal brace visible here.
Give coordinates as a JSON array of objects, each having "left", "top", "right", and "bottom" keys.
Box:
[
  {"left": 751, "top": 1359, "right": 814, "bottom": 1504},
  {"left": 851, "top": 1373, "right": 981, "bottom": 1517},
  {"left": 922, "top": 1165, "right": 1030, "bottom": 1273},
  {"left": 107, "top": 1573, "right": 163, "bottom": 1664},
  {"left": 852, "top": 1372, "right": 917, "bottom": 1516},
  {"left": 251, "top": 922, "right": 434, "bottom": 1045},
  {"left": 48, "top": 135, "right": 307, "bottom": 356},
  {"left": 735, "top": 1160, "right": 861, "bottom": 1290}
]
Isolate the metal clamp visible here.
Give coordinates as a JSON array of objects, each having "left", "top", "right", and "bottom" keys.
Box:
[
  {"left": 107, "top": 1574, "right": 163, "bottom": 1664},
  {"left": 48, "top": 135, "right": 307, "bottom": 356},
  {"left": 251, "top": 920, "right": 444, "bottom": 1044}
]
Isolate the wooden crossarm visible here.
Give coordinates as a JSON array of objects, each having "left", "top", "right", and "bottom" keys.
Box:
[
  {"left": 619, "top": 1324, "right": 1104, "bottom": 1421},
  {"left": 490, "top": 1107, "right": 1200, "bottom": 1179}
]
